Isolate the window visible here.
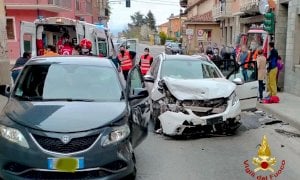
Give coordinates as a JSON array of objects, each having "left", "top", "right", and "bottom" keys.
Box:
[
  {"left": 228, "top": 61, "right": 257, "bottom": 83},
  {"left": 6, "top": 18, "right": 15, "bottom": 40},
  {"left": 129, "top": 68, "right": 144, "bottom": 95},
  {"left": 98, "top": 39, "right": 107, "bottom": 57},
  {"left": 76, "top": 0, "right": 80, "bottom": 11}
]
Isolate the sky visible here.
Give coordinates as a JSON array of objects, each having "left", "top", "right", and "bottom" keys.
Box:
[{"left": 107, "top": 0, "right": 180, "bottom": 35}]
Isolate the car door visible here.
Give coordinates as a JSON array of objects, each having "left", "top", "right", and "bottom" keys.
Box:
[
  {"left": 20, "top": 21, "right": 36, "bottom": 57},
  {"left": 226, "top": 61, "right": 258, "bottom": 110},
  {"left": 126, "top": 65, "right": 150, "bottom": 148}
]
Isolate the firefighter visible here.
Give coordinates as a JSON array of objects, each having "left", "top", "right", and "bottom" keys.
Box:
[
  {"left": 139, "top": 48, "right": 153, "bottom": 75},
  {"left": 117, "top": 45, "right": 136, "bottom": 80},
  {"left": 79, "top": 38, "right": 93, "bottom": 56}
]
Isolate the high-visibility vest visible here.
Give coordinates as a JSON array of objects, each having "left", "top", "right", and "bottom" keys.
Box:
[
  {"left": 118, "top": 51, "right": 133, "bottom": 71},
  {"left": 140, "top": 55, "right": 152, "bottom": 75},
  {"left": 244, "top": 51, "right": 252, "bottom": 69}
]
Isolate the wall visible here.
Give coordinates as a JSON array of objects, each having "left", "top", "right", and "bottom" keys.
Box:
[{"left": 283, "top": 0, "right": 300, "bottom": 96}]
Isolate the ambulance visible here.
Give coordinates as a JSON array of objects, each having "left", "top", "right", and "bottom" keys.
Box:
[{"left": 20, "top": 17, "right": 116, "bottom": 57}]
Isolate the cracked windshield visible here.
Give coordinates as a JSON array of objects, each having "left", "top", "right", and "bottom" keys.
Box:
[{"left": 0, "top": 0, "right": 299, "bottom": 180}]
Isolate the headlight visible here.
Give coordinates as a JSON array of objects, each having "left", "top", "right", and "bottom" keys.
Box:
[
  {"left": 102, "top": 124, "right": 130, "bottom": 147},
  {"left": 229, "top": 91, "right": 239, "bottom": 106},
  {"left": 0, "top": 125, "right": 29, "bottom": 148}
]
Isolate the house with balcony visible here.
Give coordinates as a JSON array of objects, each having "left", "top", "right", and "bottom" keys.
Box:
[
  {"left": 181, "top": 0, "right": 221, "bottom": 54},
  {"left": 5, "top": 0, "right": 106, "bottom": 62}
]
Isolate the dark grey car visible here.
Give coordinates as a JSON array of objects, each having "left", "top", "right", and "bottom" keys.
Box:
[
  {"left": 165, "top": 43, "right": 183, "bottom": 55},
  {"left": 0, "top": 56, "right": 150, "bottom": 179}
]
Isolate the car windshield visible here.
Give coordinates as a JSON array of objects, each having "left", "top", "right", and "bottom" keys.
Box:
[
  {"left": 161, "top": 59, "right": 222, "bottom": 79},
  {"left": 12, "top": 64, "right": 122, "bottom": 102},
  {"left": 172, "top": 43, "right": 179, "bottom": 48}
]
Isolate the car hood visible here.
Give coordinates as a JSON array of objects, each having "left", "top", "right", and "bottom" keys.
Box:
[
  {"left": 4, "top": 99, "right": 127, "bottom": 133},
  {"left": 163, "top": 77, "right": 236, "bottom": 100}
]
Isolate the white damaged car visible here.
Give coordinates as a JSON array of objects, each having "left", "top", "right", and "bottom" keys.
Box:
[{"left": 144, "top": 54, "right": 258, "bottom": 136}]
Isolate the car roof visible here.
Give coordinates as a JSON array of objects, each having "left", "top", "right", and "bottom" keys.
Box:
[
  {"left": 163, "top": 54, "right": 212, "bottom": 63},
  {"left": 27, "top": 56, "right": 115, "bottom": 67}
]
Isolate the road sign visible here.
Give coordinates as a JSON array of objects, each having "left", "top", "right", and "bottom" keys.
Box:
[
  {"left": 186, "top": 29, "right": 194, "bottom": 36},
  {"left": 188, "top": 35, "right": 193, "bottom": 40},
  {"left": 198, "top": 29, "right": 204, "bottom": 37}
]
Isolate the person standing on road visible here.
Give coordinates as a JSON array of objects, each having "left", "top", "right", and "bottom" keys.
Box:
[
  {"left": 257, "top": 49, "right": 267, "bottom": 103},
  {"left": 11, "top": 52, "right": 32, "bottom": 82},
  {"left": 237, "top": 45, "right": 251, "bottom": 81},
  {"left": 139, "top": 48, "right": 153, "bottom": 75},
  {"left": 266, "top": 42, "right": 279, "bottom": 97},
  {"left": 117, "top": 45, "right": 136, "bottom": 80}
]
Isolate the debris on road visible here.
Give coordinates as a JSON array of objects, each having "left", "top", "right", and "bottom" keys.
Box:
[
  {"left": 275, "top": 129, "right": 300, "bottom": 138},
  {"left": 264, "top": 120, "right": 283, "bottom": 125}
]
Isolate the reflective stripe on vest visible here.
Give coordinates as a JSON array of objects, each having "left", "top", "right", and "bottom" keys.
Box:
[
  {"left": 140, "top": 55, "right": 152, "bottom": 74},
  {"left": 118, "top": 51, "right": 133, "bottom": 71}
]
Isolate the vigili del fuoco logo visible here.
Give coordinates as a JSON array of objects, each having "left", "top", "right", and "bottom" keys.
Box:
[{"left": 243, "top": 135, "right": 286, "bottom": 180}]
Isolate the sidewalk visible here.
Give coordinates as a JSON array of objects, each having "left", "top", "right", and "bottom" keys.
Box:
[{"left": 257, "top": 92, "right": 300, "bottom": 130}]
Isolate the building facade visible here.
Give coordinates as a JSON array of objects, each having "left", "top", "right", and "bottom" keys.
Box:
[
  {"left": 277, "top": 0, "right": 300, "bottom": 96},
  {"left": 5, "top": 0, "right": 107, "bottom": 62},
  {"left": 158, "top": 22, "right": 168, "bottom": 35},
  {"left": 181, "top": 0, "right": 221, "bottom": 55}
]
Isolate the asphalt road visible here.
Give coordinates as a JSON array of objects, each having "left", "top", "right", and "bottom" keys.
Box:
[{"left": 134, "top": 44, "right": 300, "bottom": 180}]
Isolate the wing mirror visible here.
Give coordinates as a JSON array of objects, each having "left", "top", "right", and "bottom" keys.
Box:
[
  {"left": 0, "top": 85, "right": 11, "bottom": 97},
  {"left": 129, "top": 88, "right": 149, "bottom": 101},
  {"left": 232, "top": 78, "right": 244, "bottom": 85},
  {"left": 144, "top": 75, "right": 155, "bottom": 83}
]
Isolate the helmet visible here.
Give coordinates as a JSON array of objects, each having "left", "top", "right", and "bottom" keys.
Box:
[{"left": 80, "top": 38, "right": 92, "bottom": 50}]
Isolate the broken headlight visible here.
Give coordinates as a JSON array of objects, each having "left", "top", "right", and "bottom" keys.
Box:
[{"left": 229, "top": 91, "right": 239, "bottom": 106}]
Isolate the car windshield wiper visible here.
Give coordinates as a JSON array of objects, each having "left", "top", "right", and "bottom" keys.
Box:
[
  {"left": 14, "top": 95, "right": 43, "bottom": 101},
  {"left": 42, "top": 98, "right": 95, "bottom": 102}
]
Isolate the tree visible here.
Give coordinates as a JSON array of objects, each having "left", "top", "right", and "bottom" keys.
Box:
[
  {"left": 130, "top": 11, "right": 146, "bottom": 27},
  {"left": 146, "top": 10, "right": 156, "bottom": 31},
  {"left": 159, "top": 32, "right": 167, "bottom": 45},
  {"left": 0, "top": 0, "right": 11, "bottom": 90}
]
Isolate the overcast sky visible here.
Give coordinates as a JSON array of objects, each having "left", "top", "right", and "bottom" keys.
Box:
[{"left": 108, "top": 0, "right": 180, "bottom": 35}]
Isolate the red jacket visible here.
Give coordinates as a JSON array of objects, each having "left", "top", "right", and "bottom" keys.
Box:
[{"left": 61, "top": 45, "right": 73, "bottom": 55}]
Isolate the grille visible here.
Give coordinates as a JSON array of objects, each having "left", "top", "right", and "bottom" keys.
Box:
[
  {"left": 182, "top": 98, "right": 227, "bottom": 108},
  {"left": 32, "top": 134, "right": 99, "bottom": 154},
  {"left": 20, "top": 170, "right": 111, "bottom": 179}
]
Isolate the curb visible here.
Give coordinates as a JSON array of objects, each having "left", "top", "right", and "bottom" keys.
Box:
[{"left": 257, "top": 103, "right": 300, "bottom": 131}]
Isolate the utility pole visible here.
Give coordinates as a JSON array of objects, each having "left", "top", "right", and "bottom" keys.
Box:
[{"left": 0, "top": 0, "right": 11, "bottom": 92}]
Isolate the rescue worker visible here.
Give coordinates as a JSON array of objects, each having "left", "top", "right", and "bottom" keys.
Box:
[
  {"left": 57, "top": 33, "right": 70, "bottom": 55},
  {"left": 61, "top": 42, "right": 73, "bottom": 55},
  {"left": 117, "top": 45, "right": 136, "bottom": 80},
  {"left": 79, "top": 38, "right": 93, "bottom": 56},
  {"left": 139, "top": 48, "right": 153, "bottom": 75}
]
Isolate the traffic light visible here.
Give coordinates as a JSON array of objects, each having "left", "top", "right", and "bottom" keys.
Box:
[
  {"left": 263, "top": 12, "right": 275, "bottom": 34},
  {"left": 126, "top": 0, "right": 130, "bottom": 8}
]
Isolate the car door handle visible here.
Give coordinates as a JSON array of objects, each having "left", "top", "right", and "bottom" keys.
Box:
[{"left": 251, "top": 86, "right": 258, "bottom": 90}]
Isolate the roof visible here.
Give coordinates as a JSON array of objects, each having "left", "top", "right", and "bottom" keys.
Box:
[
  {"left": 158, "top": 22, "right": 169, "bottom": 27},
  {"left": 184, "top": 11, "right": 214, "bottom": 23},
  {"left": 28, "top": 56, "right": 115, "bottom": 67}
]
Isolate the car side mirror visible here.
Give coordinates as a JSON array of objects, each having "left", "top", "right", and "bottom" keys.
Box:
[
  {"left": 232, "top": 78, "right": 244, "bottom": 85},
  {"left": 129, "top": 88, "right": 149, "bottom": 101},
  {"left": 0, "top": 85, "right": 11, "bottom": 97},
  {"left": 144, "top": 75, "right": 155, "bottom": 83}
]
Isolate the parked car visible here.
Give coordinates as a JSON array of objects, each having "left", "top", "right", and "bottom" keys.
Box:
[
  {"left": 144, "top": 54, "right": 258, "bottom": 136},
  {"left": 165, "top": 42, "right": 183, "bottom": 55},
  {"left": 0, "top": 56, "right": 150, "bottom": 179}
]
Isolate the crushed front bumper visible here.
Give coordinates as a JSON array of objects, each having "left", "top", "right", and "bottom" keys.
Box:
[{"left": 158, "top": 100, "right": 241, "bottom": 136}]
